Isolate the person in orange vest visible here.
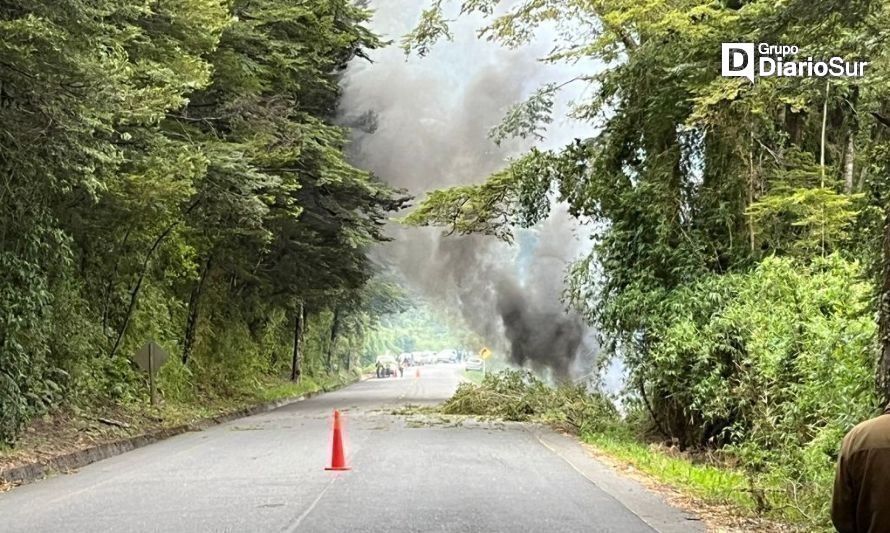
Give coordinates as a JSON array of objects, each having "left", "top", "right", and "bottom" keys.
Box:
[{"left": 832, "top": 403, "right": 890, "bottom": 532}]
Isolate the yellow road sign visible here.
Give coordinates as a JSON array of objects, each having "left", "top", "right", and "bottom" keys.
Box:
[{"left": 480, "top": 347, "right": 492, "bottom": 360}]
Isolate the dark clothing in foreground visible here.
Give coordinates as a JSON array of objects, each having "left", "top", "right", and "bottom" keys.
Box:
[{"left": 832, "top": 406, "right": 890, "bottom": 533}]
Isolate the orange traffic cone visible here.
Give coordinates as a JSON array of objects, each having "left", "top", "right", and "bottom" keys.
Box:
[
  {"left": 415, "top": 368, "right": 420, "bottom": 379},
  {"left": 325, "top": 410, "right": 350, "bottom": 471}
]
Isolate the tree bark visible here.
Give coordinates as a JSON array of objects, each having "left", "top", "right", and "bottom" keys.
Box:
[
  {"left": 844, "top": 134, "right": 856, "bottom": 193},
  {"left": 878, "top": 209, "right": 890, "bottom": 402},
  {"left": 326, "top": 306, "right": 341, "bottom": 373},
  {"left": 291, "top": 301, "right": 304, "bottom": 382},
  {"left": 748, "top": 128, "right": 756, "bottom": 252},
  {"left": 181, "top": 255, "right": 212, "bottom": 365},
  {"left": 109, "top": 196, "right": 201, "bottom": 359},
  {"left": 843, "top": 86, "right": 860, "bottom": 193}
]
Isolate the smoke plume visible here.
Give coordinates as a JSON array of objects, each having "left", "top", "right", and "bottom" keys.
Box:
[{"left": 339, "top": 0, "right": 598, "bottom": 380}]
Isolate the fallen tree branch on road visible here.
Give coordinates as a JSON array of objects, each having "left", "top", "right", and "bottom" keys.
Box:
[{"left": 440, "top": 370, "right": 618, "bottom": 433}]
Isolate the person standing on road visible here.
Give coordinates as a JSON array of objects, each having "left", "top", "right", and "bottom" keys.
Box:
[{"left": 832, "top": 403, "right": 890, "bottom": 532}]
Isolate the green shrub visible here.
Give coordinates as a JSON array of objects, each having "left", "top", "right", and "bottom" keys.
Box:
[
  {"left": 157, "top": 357, "right": 195, "bottom": 404},
  {"left": 637, "top": 254, "right": 878, "bottom": 525}
]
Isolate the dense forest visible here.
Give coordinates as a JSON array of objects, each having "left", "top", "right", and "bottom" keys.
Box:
[
  {"left": 404, "top": 0, "right": 890, "bottom": 523},
  {"left": 0, "top": 0, "right": 411, "bottom": 445},
  {"left": 5, "top": 0, "right": 890, "bottom": 525},
  {"left": 362, "top": 303, "right": 480, "bottom": 357}
]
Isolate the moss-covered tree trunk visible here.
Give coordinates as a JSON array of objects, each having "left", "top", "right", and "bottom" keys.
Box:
[{"left": 879, "top": 210, "right": 890, "bottom": 402}]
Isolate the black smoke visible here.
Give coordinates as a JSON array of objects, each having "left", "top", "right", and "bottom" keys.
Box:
[
  {"left": 337, "top": 0, "right": 599, "bottom": 379},
  {"left": 496, "top": 277, "right": 584, "bottom": 380}
]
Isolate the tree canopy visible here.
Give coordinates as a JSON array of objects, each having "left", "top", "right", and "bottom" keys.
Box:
[
  {"left": 0, "top": 0, "right": 407, "bottom": 444},
  {"left": 403, "top": 0, "right": 890, "bottom": 523}
]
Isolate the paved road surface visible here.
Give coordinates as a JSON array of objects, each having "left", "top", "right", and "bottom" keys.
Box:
[{"left": 0, "top": 365, "right": 701, "bottom": 532}]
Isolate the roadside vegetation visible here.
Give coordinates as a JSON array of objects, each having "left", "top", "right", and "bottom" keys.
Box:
[
  {"left": 461, "top": 370, "right": 484, "bottom": 384},
  {"left": 0, "top": 370, "right": 359, "bottom": 471},
  {"left": 582, "top": 430, "right": 774, "bottom": 527},
  {"left": 0, "top": 1, "right": 408, "bottom": 448},
  {"left": 403, "top": 1, "right": 890, "bottom": 530},
  {"left": 444, "top": 370, "right": 831, "bottom": 529},
  {"left": 361, "top": 304, "right": 482, "bottom": 359}
]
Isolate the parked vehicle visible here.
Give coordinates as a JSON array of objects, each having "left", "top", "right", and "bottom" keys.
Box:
[{"left": 465, "top": 358, "right": 484, "bottom": 372}]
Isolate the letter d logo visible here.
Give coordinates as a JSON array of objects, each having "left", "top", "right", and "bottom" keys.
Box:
[{"left": 722, "top": 43, "right": 755, "bottom": 83}]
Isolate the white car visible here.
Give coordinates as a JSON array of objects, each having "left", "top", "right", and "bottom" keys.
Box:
[{"left": 465, "top": 358, "right": 484, "bottom": 372}]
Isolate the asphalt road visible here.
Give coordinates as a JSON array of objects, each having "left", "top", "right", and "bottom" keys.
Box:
[{"left": 0, "top": 365, "right": 701, "bottom": 532}]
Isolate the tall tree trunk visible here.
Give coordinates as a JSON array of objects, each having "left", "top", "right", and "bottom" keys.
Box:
[
  {"left": 181, "top": 255, "right": 212, "bottom": 365},
  {"left": 326, "top": 306, "right": 341, "bottom": 373},
  {"left": 748, "top": 128, "right": 756, "bottom": 252},
  {"left": 639, "top": 379, "right": 668, "bottom": 437},
  {"left": 878, "top": 210, "right": 890, "bottom": 402},
  {"left": 843, "top": 87, "right": 860, "bottom": 194},
  {"left": 108, "top": 196, "right": 201, "bottom": 359},
  {"left": 819, "top": 80, "right": 830, "bottom": 257},
  {"left": 101, "top": 228, "right": 130, "bottom": 335},
  {"left": 843, "top": 134, "right": 856, "bottom": 193},
  {"left": 291, "top": 301, "right": 304, "bottom": 382}
]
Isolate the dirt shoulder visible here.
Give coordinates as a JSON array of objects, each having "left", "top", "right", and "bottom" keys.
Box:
[{"left": 0, "top": 374, "right": 363, "bottom": 489}]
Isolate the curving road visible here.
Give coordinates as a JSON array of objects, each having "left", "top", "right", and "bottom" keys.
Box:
[{"left": 0, "top": 365, "right": 702, "bottom": 532}]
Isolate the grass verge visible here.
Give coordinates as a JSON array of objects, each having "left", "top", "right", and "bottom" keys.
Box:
[
  {"left": 582, "top": 428, "right": 818, "bottom": 531},
  {"left": 584, "top": 429, "right": 753, "bottom": 510},
  {"left": 0, "top": 371, "right": 359, "bottom": 473},
  {"left": 462, "top": 369, "right": 484, "bottom": 384}
]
